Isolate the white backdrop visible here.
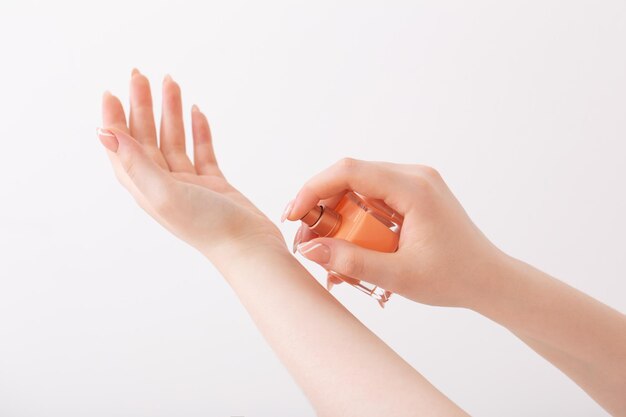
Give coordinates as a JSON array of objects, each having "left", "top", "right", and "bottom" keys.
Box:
[{"left": 0, "top": 1, "right": 624, "bottom": 416}]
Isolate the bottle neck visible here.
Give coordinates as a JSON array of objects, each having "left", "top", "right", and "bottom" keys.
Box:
[{"left": 300, "top": 205, "right": 342, "bottom": 237}]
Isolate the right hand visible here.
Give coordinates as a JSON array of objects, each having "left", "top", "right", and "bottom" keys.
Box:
[{"left": 284, "top": 158, "right": 507, "bottom": 307}]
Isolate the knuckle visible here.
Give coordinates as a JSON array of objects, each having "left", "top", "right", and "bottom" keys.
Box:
[
  {"left": 338, "top": 250, "right": 363, "bottom": 277},
  {"left": 408, "top": 173, "right": 432, "bottom": 191},
  {"left": 404, "top": 165, "right": 443, "bottom": 194},
  {"left": 335, "top": 157, "right": 360, "bottom": 172},
  {"left": 161, "top": 146, "right": 185, "bottom": 158},
  {"left": 418, "top": 164, "right": 441, "bottom": 180}
]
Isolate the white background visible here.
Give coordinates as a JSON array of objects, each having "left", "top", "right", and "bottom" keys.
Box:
[{"left": 0, "top": 1, "right": 624, "bottom": 416}]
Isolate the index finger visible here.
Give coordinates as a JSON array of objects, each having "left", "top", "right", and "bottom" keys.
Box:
[{"left": 287, "top": 158, "right": 411, "bottom": 221}]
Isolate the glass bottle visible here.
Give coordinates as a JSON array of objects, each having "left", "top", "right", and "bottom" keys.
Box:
[{"left": 297, "top": 191, "right": 403, "bottom": 307}]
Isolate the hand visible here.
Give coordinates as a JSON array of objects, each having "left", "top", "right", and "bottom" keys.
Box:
[
  {"left": 98, "top": 69, "right": 285, "bottom": 263},
  {"left": 284, "top": 158, "right": 506, "bottom": 307}
]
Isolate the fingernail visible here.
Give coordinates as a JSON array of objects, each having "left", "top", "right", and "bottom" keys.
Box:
[
  {"left": 327, "top": 273, "right": 343, "bottom": 291},
  {"left": 297, "top": 241, "right": 330, "bottom": 265},
  {"left": 292, "top": 226, "right": 302, "bottom": 254},
  {"left": 163, "top": 73, "right": 173, "bottom": 83},
  {"left": 326, "top": 275, "right": 334, "bottom": 291},
  {"left": 281, "top": 199, "right": 294, "bottom": 223},
  {"left": 192, "top": 104, "right": 200, "bottom": 113},
  {"left": 131, "top": 68, "right": 140, "bottom": 77},
  {"left": 96, "top": 127, "right": 118, "bottom": 152},
  {"left": 102, "top": 90, "right": 111, "bottom": 98}
]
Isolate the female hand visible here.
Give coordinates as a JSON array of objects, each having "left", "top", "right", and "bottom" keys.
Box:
[
  {"left": 98, "top": 69, "right": 285, "bottom": 263},
  {"left": 284, "top": 158, "right": 505, "bottom": 307}
]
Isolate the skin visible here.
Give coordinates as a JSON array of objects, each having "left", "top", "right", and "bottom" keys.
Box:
[
  {"left": 288, "top": 161, "right": 626, "bottom": 416},
  {"left": 98, "top": 69, "right": 626, "bottom": 416},
  {"left": 98, "top": 69, "right": 468, "bottom": 417}
]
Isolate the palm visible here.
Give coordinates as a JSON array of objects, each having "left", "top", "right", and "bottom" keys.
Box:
[
  {"left": 100, "top": 70, "right": 281, "bottom": 251},
  {"left": 172, "top": 171, "right": 266, "bottom": 218}
]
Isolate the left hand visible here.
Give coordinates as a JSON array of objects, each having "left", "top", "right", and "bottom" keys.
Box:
[{"left": 98, "top": 69, "right": 285, "bottom": 263}]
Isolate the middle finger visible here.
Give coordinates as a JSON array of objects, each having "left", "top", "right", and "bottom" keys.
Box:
[
  {"left": 129, "top": 69, "right": 169, "bottom": 169},
  {"left": 159, "top": 74, "right": 195, "bottom": 173}
]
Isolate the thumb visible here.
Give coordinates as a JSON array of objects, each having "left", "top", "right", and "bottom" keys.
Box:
[
  {"left": 97, "top": 127, "right": 177, "bottom": 211},
  {"left": 296, "top": 237, "right": 399, "bottom": 291}
]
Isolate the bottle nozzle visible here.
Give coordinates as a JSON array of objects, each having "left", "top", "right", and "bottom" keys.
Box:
[
  {"left": 299, "top": 205, "right": 341, "bottom": 237},
  {"left": 300, "top": 206, "right": 323, "bottom": 226}
]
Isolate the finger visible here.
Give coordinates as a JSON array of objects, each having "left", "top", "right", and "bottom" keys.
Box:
[
  {"left": 290, "top": 192, "right": 344, "bottom": 252},
  {"left": 97, "top": 130, "right": 171, "bottom": 231},
  {"left": 98, "top": 127, "right": 179, "bottom": 212},
  {"left": 129, "top": 68, "right": 157, "bottom": 146},
  {"left": 318, "top": 191, "right": 348, "bottom": 210},
  {"left": 102, "top": 90, "right": 129, "bottom": 133},
  {"left": 101, "top": 91, "right": 135, "bottom": 189},
  {"left": 291, "top": 224, "right": 318, "bottom": 253},
  {"left": 101, "top": 144, "right": 158, "bottom": 218},
  {"left": 100, "top": 91, "right": 166, "bottom": 220},
  {"left": 159, "top": 74, "right": 195, "bottom": 173},
  {"left": 191, "top": 104, "right": 222, "bottom": 176},
  {"left": 101, "top": 91, "right": 137, "bottom": 194},
  {"left": 129, "top": 69, "right": 169, "bottom": 170},
  {"left": 296, "top": 237, "right": 399, "bottom": 293},
  {"left": 287, "top": 158, "right": 411, "bottom": 221}
]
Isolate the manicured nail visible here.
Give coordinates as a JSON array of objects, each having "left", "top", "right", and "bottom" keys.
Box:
[
  {"left": 326, "top": 275, "right": 343, "bottom": 291},
  {"left": 326, "top": 274, "right": 343, "bottom": 291},
  {"left": 192, "top": 104, "right": 200, "bottom": 113},
  {"left": 281, "top": 199, "right": 294, "bottom": 222},
  {"left": 292, "top": 226, "right": 302, "bottom": 254},
  {"left": 131, "top": 68, "right": 140, "bottom": 77},
  {"left": 163, "top": 73, "right": 173, "bottom": 83},
  {"left": 297, "top": 241, "right": 330, "bottom": 265},
  {"left": 326, "top": 275, "right": 334, "bottom": 291},
  {"left": 96, "top": 127, "right": 118, "bottom": 152}
]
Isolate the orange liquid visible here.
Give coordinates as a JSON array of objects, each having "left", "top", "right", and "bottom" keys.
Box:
[{"left": 326, "top": 192, "right": 402, "bottom": 306}]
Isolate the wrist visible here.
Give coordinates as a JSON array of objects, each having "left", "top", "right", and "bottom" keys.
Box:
[
  {"left": 202, "top": 232, "right": 291, "bottom": 272},
  {"left": 456, "top": 248, "right": 523, "bottom": 311}
]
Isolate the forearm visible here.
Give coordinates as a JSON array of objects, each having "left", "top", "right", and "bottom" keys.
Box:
[
  {"left": 466, "top": 253, "right": 626, "bottom": 415},
  {"left": 211, "top": 238, "right": 467, "bottom": 417}
]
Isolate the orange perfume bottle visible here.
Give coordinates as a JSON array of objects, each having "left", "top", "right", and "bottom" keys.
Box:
[{"left": 297, "top": 191, "right": 403, "bottom": 307}]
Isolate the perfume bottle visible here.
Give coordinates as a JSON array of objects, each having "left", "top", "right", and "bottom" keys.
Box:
[{"left": 296, "top": 191, "right": 403, "bottom": 307}]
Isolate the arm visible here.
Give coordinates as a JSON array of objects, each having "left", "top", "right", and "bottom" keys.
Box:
[
  {"left": 97, "top": 69, "right": 468, "bottom": 417},
  {"left": 468, "top": 255, "right": 626, "bottom": 416},
  {"left": 214, "top": 241, "right": 467, "bottom": 417},
  {"left": 286, "top": 159, "right": 626, "bottom": 416}
]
